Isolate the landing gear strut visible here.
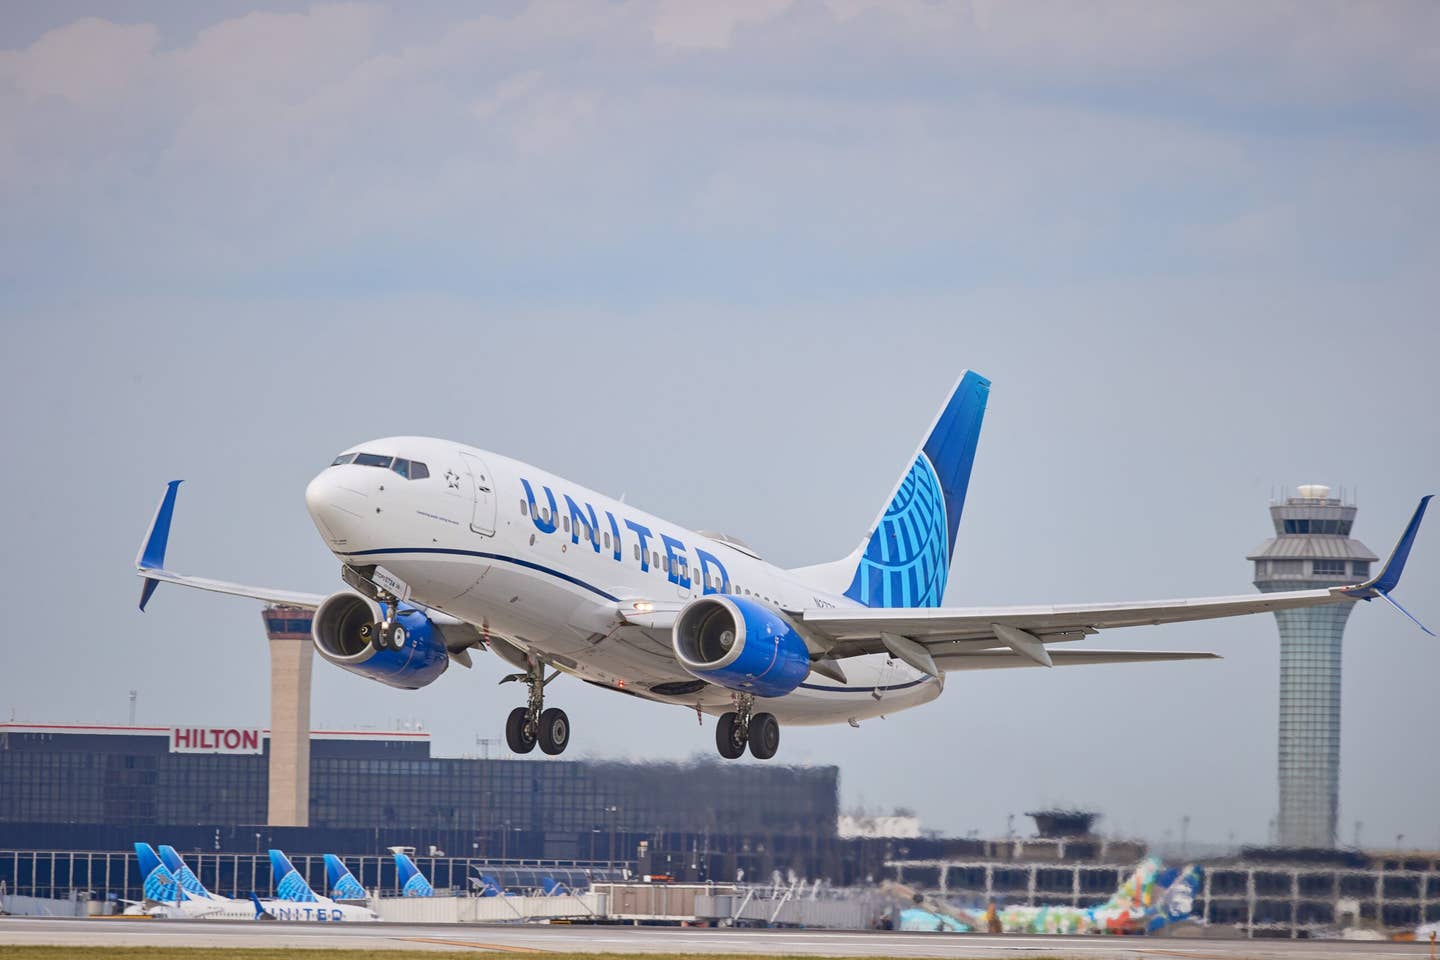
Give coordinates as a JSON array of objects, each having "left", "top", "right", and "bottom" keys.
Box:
[
  {"left": 715, "top": 695, "right": 780, "bottom": 760},
  {"left": 502, "top": 661, "right": 569, "bottom": 756},
  {"left": 359, "top": 596, "right": 406, "bottom": 652}
]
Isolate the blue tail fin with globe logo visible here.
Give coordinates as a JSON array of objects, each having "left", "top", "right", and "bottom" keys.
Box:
[
  {"left": 269, "top": 849, "right": 320, "bottom": 902},
  {"left": 842, "top": 370, "right": 989, "bottom": 608}
]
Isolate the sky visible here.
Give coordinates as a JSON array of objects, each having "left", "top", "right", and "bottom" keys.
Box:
[{"left": 1, "top": 1, "right": 1437, "bottom": 851}]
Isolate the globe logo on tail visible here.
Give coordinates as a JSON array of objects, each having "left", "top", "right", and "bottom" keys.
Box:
[{"left": 845, "top": 454, "right": 949, "bottom": 609}]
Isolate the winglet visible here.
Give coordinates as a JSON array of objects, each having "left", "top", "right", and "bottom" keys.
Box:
[
  {"left": 249, "top": 891, "right": 274, "bottom": 920},
  {"left": 1344, "top": 496, "right": 1431, "bottom": 599},
  {"left": 1343, "top": 495, "right": 1433, "bottom": 634},
  {"left": 137, "top": 481, "right": 183, "bottom": 611}
]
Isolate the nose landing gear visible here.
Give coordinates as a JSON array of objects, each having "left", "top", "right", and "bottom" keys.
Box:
[
  {"left": 714, "top": 695, "right": 780, "bottom": 760},
  {"left": 502, "top": 661, "right": 570, "bottom": 756}
]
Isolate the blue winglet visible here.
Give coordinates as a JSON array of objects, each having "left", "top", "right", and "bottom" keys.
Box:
[
  {"left": 137, "top": 480, "right": 182, "bottom": 611},
  {"left": 1345, "top": 495, "right": 1431, "bottom": 599},
  {"left": 1376, "top": 590, "right": 1436, "bottom": 637}
]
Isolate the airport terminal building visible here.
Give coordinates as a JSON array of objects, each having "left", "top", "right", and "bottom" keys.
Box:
[{"left": 0, "top": 720, "right": 844, "bottom": 879}]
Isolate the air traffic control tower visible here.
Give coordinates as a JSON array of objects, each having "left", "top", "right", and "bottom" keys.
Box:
[{"left": 1249, "top": 485, "right": 1377, "bottom": 848}]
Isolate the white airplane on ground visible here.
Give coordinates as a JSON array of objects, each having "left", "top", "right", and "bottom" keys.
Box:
[
  {"left": 130, "top": 844, "right": 379, "bottom": 921},
  {"left": 135, "top": 371, "right": 1432, "bottom": 760}
]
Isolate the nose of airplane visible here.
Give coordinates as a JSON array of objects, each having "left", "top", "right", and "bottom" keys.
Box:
[{"left": 305, "top": 468, "right": 371, "bottom": 548}]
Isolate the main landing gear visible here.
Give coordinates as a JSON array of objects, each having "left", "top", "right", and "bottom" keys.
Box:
[
  {"left": 715, "top": 695, "right": 780, "bottom": 761},
  {"left": 501, "top": 661, "right": 570, "bottom": 756}
]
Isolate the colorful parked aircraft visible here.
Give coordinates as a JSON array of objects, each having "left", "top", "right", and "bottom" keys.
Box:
[{"left": 894, "top": 858, "right": 1202, "bottom": 935}]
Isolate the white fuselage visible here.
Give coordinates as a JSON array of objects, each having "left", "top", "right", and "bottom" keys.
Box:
[
  {"left": 304, "top": 437, "right": 940, "bottom": 726},
  {"left": 142, "top": 894, "right": 379, "bottom": 922}
]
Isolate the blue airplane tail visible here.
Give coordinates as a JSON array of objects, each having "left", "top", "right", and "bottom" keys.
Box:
[
  {"left": 159, "top": 844, "right": 213, "bottom": 900},
  {"left": 269, "top": 849, "right": 320, "bottom": 903},
  {"left": 394, "top": 851, "right": 434, "bottom": 897},
  {"left": 249, "top": 892, "right": 275, "bottom": 920},
  {"left": 135, "top": 842, "right": 179, "bottom": 903},
  {"left": 325, "top": 854, "right": 367, "bottom": 900},
  {"left": 833, "top": 370, "right": 990, "bottom": 608}
]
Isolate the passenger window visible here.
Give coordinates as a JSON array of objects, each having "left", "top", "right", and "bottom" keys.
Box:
[
  {"left": 652, "top": 551, "right": 660, "bottom": 569},
  {"left": 663, "top": 555, "right": 670, "bottom": 573},
  {"left": 409, "top": 462, "right": 429, "bottom": 480},
  {"left": 563, "top": 517, "right": 570, "bottom": 533},
  {"left": 634, "top": 545, "right": 640, "bottom": 561},
  {"left": 542, "top": 508, "right": 551, "bottom": 522},
  {"left": 520, "top": 501, "right": 529, "bottom": 516},
  {"left": 604, "top": 532, "right": 611, "bottom": 549}
]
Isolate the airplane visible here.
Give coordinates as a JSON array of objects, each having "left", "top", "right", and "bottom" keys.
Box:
[
  {"left": 264, "top": 849, "right": 380, "bottom": 922},
  {"left": 394, "top": 850, "right": 436, "bottom": 897},
  {"left": 324, "top": 854, "right": 369, "bottom": 900},
  {"left": 127, "top": 843, "right": 379, "bottom": 921},
  {"left": 134, "top": 370, "right": 1434, "bottom": 760},
  {"left": 890, "top": 858, "right": 1202, "bottom": 935},
  {"left": 158, "top": 845, "right": 222, "bottom": 901}
]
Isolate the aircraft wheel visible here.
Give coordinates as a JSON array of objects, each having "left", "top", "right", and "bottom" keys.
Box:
[
  {"left": 715, "top": 712, "right": 745, "bottom": 760},
  {"left": 748, "top": 713, "right": 780, "bottom": 760},
  {"left": 537, "top": 707, "right": 570, "bottom": 755},
  {"left": 505, "top": 707, "right": 537, "bottom": 754}
]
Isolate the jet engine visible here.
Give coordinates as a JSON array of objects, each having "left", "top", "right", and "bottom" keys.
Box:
[
  {"left": 311, "top": 591, "right": 449, "bottom": 690},
  {"left": 672, "top": 595, "right": 811, "bottom": 697}
]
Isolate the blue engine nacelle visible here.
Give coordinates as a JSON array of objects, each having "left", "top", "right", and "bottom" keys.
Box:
[
  {"left": 672, "top": 596, "right": 811, "bottom": 698},
  {"left": 311, "top": 591, "right": 449, "bottom": 690}
]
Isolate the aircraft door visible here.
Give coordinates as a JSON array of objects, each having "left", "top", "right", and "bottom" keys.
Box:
[{"left": 459, "top": 452, "right": 497, "bottom": 536}]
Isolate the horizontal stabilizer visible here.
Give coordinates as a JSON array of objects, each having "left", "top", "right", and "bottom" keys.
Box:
[{"left": 933, "top": 649, "right": 1219, "bottom": 672}]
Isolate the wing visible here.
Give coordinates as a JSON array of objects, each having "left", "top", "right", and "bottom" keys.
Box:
[
  {"left": 799, "top": 495, "right": 1432, "bottom": 676},
  {"left": 136, "top": 481, "right": 327, "bottom": 610}
]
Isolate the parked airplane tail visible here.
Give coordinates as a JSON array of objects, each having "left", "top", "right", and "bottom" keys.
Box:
[
  {"left": 325, "top": 854, "right": 367, "bottom": 900},
  {"left": 134, "top": 842, "right": 180, "bottom": 903},
  {"left": 249, "top": 892, "right": 275, "bottom": 920},
  {"left": 394, "top": 851, "right": 435, "bottom": 897},
  {"left": 790, "top": 370, "right": 989, "bottom": 608},
  {"left": 159, "top": 844, "right": 213, "bottom": 900},
  {"left": 268, "top": 849, "right": 320, "bottom": 902},
  {"left": 1147, "top": 863, "right": 1203, "bottom": 932}
]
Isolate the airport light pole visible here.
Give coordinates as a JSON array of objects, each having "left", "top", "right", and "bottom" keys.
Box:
[{"left": 607, "top": 805, "right": 619, "bottom": 871}]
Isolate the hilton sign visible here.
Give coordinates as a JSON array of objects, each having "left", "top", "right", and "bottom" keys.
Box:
[{"left": 169, "top": 727, "right": 264, "bottom": 755}]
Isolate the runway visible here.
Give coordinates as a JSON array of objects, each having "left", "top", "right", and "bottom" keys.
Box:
[{"left": 0, "top": 917, "right": 1432, "bottom": 959}]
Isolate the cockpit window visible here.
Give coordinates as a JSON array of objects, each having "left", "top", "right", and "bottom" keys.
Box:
[{"left": 335, "top": 451, "right": 431, "bottom": 480}]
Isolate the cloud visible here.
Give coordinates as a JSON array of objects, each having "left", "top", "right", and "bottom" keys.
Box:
[
  {"left": 0, "top": 17, "right": 157, "bottom": 107},
  {"left": 0, "top": 1, "right": 1436, "bottom": 300},
  {"left": 652, "top": 0, "right": 796, "bottom": 50}
]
